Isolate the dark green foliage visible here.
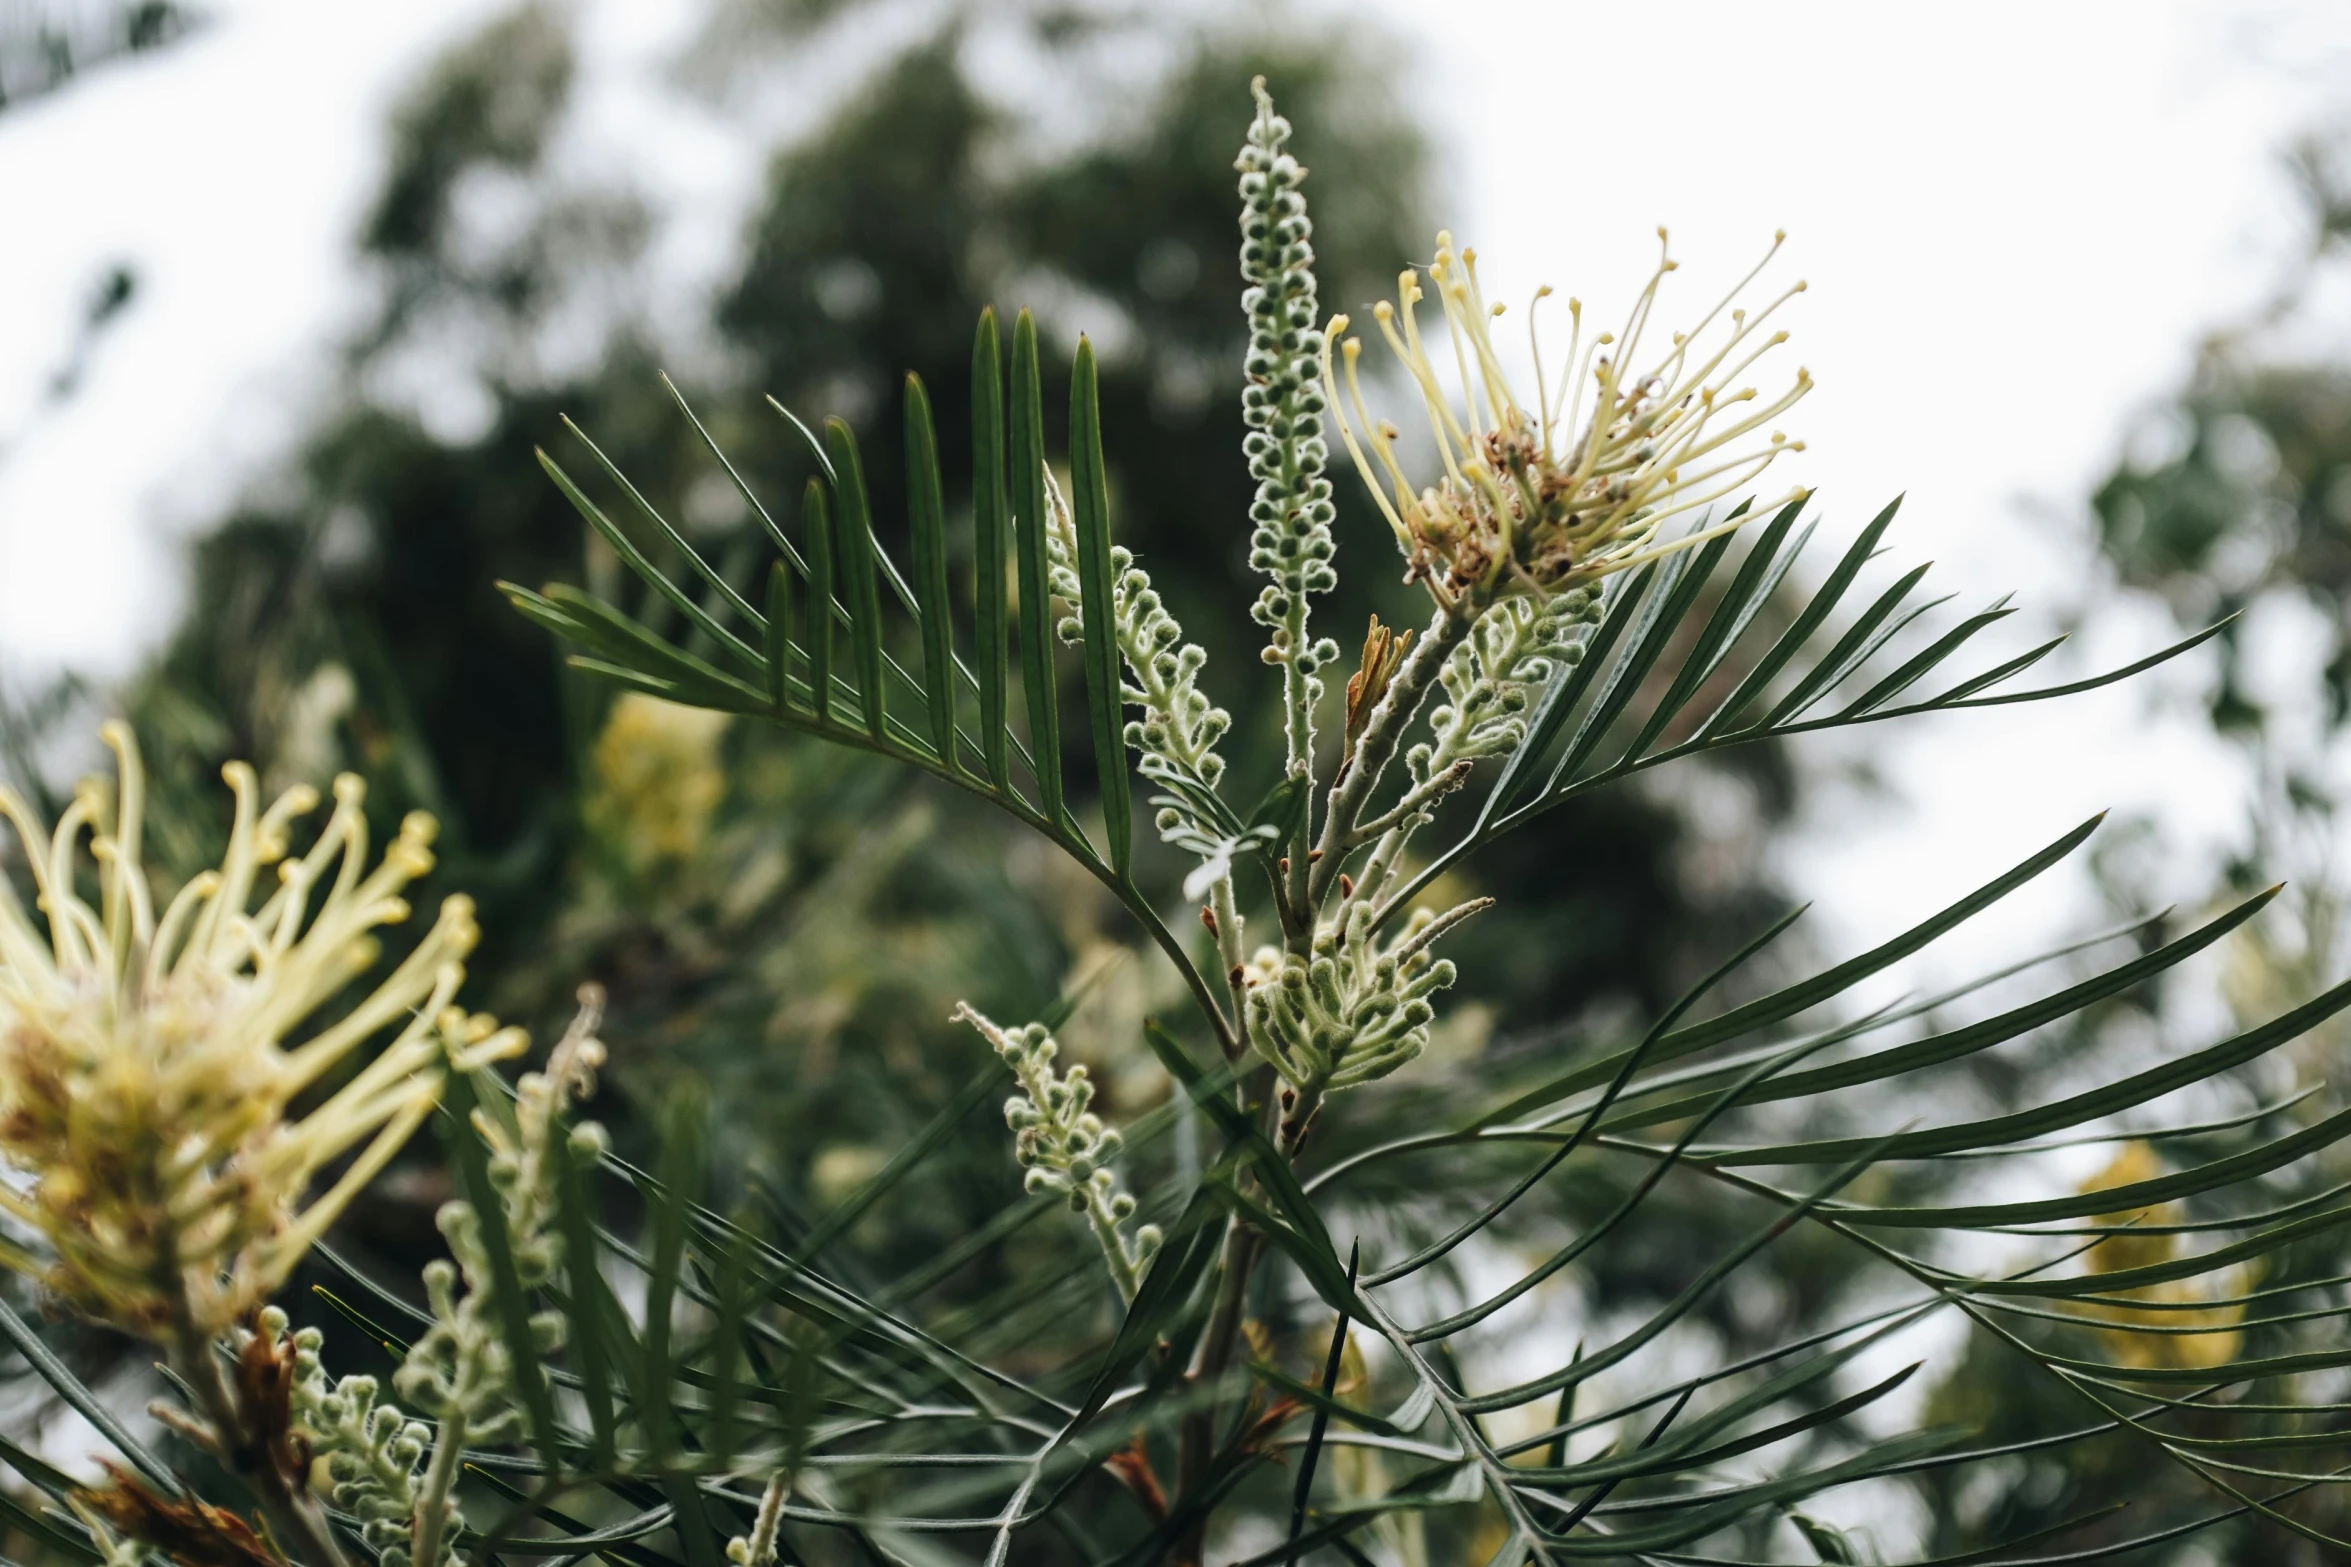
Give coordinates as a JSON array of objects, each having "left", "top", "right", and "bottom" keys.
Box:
[
  {"left": 0, "top": 1, "right": 195, "bottom": 114},
  {"left": 12, "top": 6, "right": 2351, "bottom": 1566}
]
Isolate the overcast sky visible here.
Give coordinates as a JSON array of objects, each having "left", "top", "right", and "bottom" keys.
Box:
[{"left": 2, "top": 0, "right": 2349, "bottom": 967}]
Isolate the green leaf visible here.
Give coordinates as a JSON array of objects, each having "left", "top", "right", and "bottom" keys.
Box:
[
  {"left": 904, "top": 374, "right": 960, "bottom": 769},
  {"left": 523, "top": 583, "right": 766, "bottom": 709},
  {"left": 763, "top": 559, "right": 796, "bottom": 714},
  {"left": 1699, "top": 494, "right": 1902, "bottom": 738},
  {"left": 1756, "top": 562, "right": 1939, "bottom": 728},
  {"left": 309, "top": 1284, "right": 414, "bottom": 1356},
  {"left": 1247, "top": 774, "right": 1311, "bottom": 844},
  {"left": 0, "top": 1297, "right": 178, "bottom": 1496},
  {"left": 1372, "top": 903, "right": 1806, "bottom": 1288},
  {"left": 1484, "top": 552, "right": 1664, "bottom": 824},
  {"left": 643, "top": 1089, "right": 705, "bottom": 1458},
  {"left": 552, "top": 1125, "right": 619, "bottom": 1466},
  {"left": 443, "top": 1065, "right": 563, "bottom": 1462},
  {"left": 1458, "top": 1138, "right": 1894, "bottom": 1415},
  {"left": 803, "top": 478, "right": 835, "bottom": 726},
  {"left": 1069, "top": 338, "right": 1132, "bottom": 876},
  {"left": 1621, "top": 497, "right": 1785, "bottom": 759},
  {"left": 1287, "top": 1244, "right": 1359, "bottom": 1550},
  {"left": 709, "top": 1214, "right": 756, "bottom": 1470},
  {"left": 1711, "top": 972, "right": 2351, "bottom": 1167},
  {"left": 662, "top": 373, "right": 803, "bottom": 573},
  {"left": 1066, "top": 1180, "right": 1230, "bottom": 1430},
  {"left": 1552, "top": 535, "right": 1722, "bottom": 781},
  {"left": 1010, "top": 308, "right": 1062, "bottom": 821},
  {"left": 823, "top": 419, "right": 889, "bottom": 742},
  {"left": 745, "top": 1063, "right": 1002, "bottom": 1314},
  {"left": 1834, "top": 599, "right": 2017, "bottom": 718},
  {"left": 0, "top": 1481, "right": 97, "bottom": 1564},
  {"left": 973, "top": 309, "right": 1013, "bottom": 796},
  {"left": 1602, "top": 883, "right": 2281, "bottom": 1135},
  {"left": 537, "top": 449, "right": 761, "bottom": 672},
  {"left": 559, "top": 414, "right": 763, "bottom": 630}
]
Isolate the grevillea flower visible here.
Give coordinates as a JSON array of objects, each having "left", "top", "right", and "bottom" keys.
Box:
[
  {"left": 0, "top": 724, "right": 519, "bottom": 1340},
  {"left": 1323, "top": 228, "right": 1811, "bottom": 606}
]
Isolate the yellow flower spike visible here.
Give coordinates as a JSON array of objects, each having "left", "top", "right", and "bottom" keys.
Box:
[
  {"left": 1327, "top": 228, "right": 1811, "bottom": 607},
  {"left": 0, "top": 725, "right": 508, "bottom": 1342}
]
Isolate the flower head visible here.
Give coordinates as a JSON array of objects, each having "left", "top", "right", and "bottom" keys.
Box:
[
  {"left": 584, "top": 693, "right": 730, "bottom": 874},
  {"left": 1323, "top": 228, "right": 1811, "bottom": 606},
  {"left": 0, "top": 723, "right": 520, "bottom": 1339}
]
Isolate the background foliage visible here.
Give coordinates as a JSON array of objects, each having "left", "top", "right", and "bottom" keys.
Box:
[{"left": 6, "top": 3, "right": 2351, "bottom": 1564}]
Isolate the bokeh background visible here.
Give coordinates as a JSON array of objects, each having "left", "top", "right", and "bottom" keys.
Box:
[{"left": 8, "top": 1, "right": 2351, "bottom": 1561}]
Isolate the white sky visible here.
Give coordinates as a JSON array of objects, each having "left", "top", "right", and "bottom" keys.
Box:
[
  {"left": 2, "top": 0, "right": 2349, "bottom": 964},
  {"left": 3, "top": 0, "right": 2350, "bottom": 1531},
  {"left": 1376, "top": 0, "right": 2351, "bottom": 966}
]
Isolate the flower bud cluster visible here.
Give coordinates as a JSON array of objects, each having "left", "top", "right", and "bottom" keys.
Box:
[
  {"left": 396, "top": 991, "right": 609, "bottom": 1441},
  {"left": 1411, "top": 589, "right": 1601, "bottom": 782},
  {"left": 1244, "top": 899, "right": 1460, "bottom": 1101},
  {"left": 1324, "top": 229, "right": 1809, "bottom": 610},
  {"left": 955, "top": 1003, "right": 1160, "bottom": 1301},
  {"left": 1040, "top": 474, "right": 1231, "bottom": 842},
  {"left": 1236, "top": 77, "right": 1339, "bottom": 689},
  {"left": 263, "top": 1307, "right": 451, "bottom": 1567}
]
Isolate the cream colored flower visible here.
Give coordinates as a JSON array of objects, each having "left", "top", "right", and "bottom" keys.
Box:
[
  {"left": 2076, "top": 1141, "right": 2248, "bottom": 1372},
  {"left": 1323, "top": 228, "right": 1811, "bottom": 606},
  {"left": 585, "top": 694, "right": 731, "bottom": 873},
  {"left": 0, "top": 723, "right": 519, "bottom": 1340}
]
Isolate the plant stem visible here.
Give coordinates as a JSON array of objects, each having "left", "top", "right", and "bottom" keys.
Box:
[
  {"left": 1086, "top": 1195, "right": 1143, "bottom": 1303},
  {"left": 169, "top": 1325, "right": 352, "bottom": 1567},
  {"left": 1172, "top": 1061, "right": 1286, "bottom": 1566},
  {"left": 410, "top": 1415, "right": 467, "bottom": 1567},
  {"left": 1209, "top": 871, "right": 1250, "bottom": 1058},
  {"left": 1309, "top": 602, "right": 1474, "bottom": 909},
  {"left": 1280, "top": 656, "right": 1316, "bottom": 952}
]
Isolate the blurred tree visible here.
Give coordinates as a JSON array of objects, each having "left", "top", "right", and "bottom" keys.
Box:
[
  {"left": 116, "top": 0, "right": 1795, "bottom": 1088},
  {"left": 1902, "top": 128, "right": 2351, "bottom": 1567},
  {"left": 0, "top": 0, "right": 194, "bottom": 113},
  {"left": 7, "top": 2, "right": 1859, "bottom": 1556}
]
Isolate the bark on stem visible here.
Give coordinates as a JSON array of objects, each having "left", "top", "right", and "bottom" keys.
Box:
[
  {"left": 1309, "top": 602, "right": 1474, "bottom": 910},
  {"left": 409, "top": 1416, "right": 467, "bottom": 1567},
  {"left": 170, "top": 1325, "right": 352, "bottom": 1567}
]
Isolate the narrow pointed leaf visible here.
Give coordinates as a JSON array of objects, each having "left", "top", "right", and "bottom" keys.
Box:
[
  {"left": 642, "top": 1091, "right": 704, "bottom": 1458},
  {"left": 804, "top": 479, "right": 835, "bottom": 725},
  {"left": 1486, "top": 559, "right": 1662, "bottom": 824},
  {"left": 973, "top": 310, "right": 1013, "bottom": 795},
  {"left": 1068, "top": 338, "right": 1131, "bottom": 875},
  {"left": 1472, "top": 815, "right": 2103, "bottom": 1128},
  {"left": 1709, "top": 973, "right": 2351, "bottom": 1167},
  {"left": 443, "top": 1065, "right": 562, "bottom": 1461},
  {"left": 824, "top": 419, "right": 889, "bottom": 741},
  {"left": 1010, "top": 309, "right": 1062, "bottom": 819},
  {"left": 0, "top": 1297, "right": 177, "bottom": 1494},
  {"left": 537, "top": 450, "right": 761, "bottom": 671},
  {"left": 905, "top": 374, "right": 959, "bottom": 768},
  {"left": 529, "top": 583, "right": 766, "bottom": 707},
  {"left": 663, "top": 373, "right": 802, "bottom": 571},
  {"left": 1604, "top": 884, "right": 2279, "bottom": 1132},
  {"left": 711, "top": 1215, "right": 755, "bottom": 1466},
  {"left": 552, "top": 1124, "right": 618, "bottom": 1465},
  {"left": 763, "top": 559, "right": 795, "bottom": 713},
  {"left": 1623, "top": 497, "right": 1789, "bottom": 759},
  {"left": 1287, "top": 1244, "right": 1360, "bottom": 1549},
  {"left": 1700, "top": 494, "right": 1903, "bottom": 737},
  {"left": 1552, "top": 541, "right": 1716, "bottom": 787},
  {"left": 1757, "top": 561, "right": 1936, "bottom": 728},
  {"left": 1834, "top": 602, "right": 2017, "bottom": 718},
  {"left": 560, "top": 414, "right": 763, "bottom": 627}
]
